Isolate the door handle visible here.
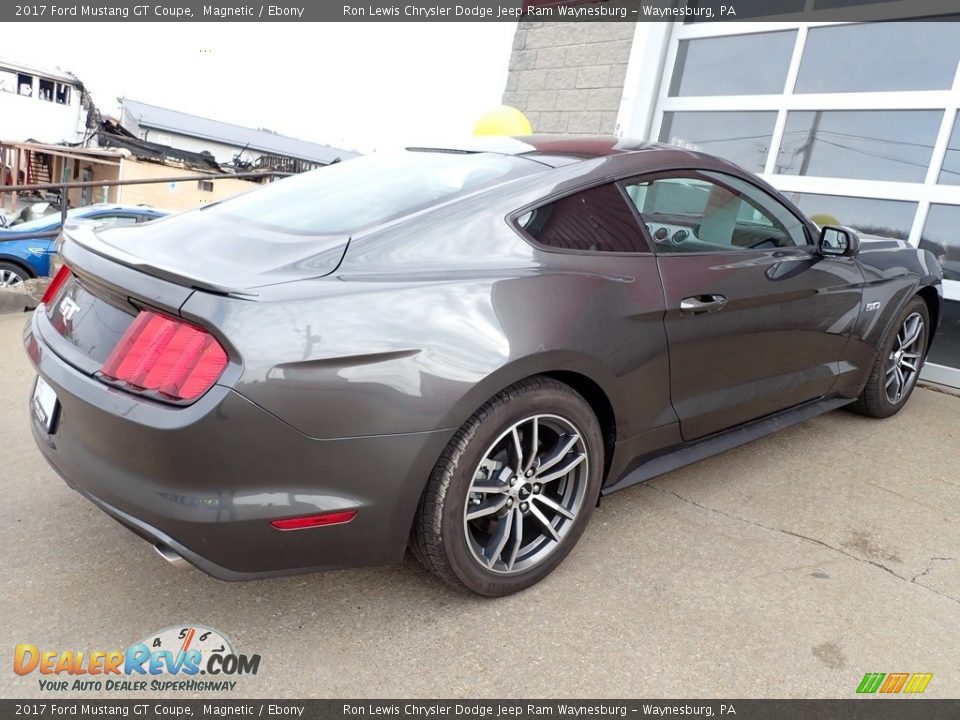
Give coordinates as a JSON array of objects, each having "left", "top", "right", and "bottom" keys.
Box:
[{"left": 680, "top": 294, "right": 728, "bottom": 313}]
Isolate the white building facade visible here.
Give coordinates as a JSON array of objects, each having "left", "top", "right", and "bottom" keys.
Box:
[
  {"left": 0, "top": 60, "right": 88, "bottom": 144},
  {"left": 505, "top": 20, "right": 960, "bottom": 389}
]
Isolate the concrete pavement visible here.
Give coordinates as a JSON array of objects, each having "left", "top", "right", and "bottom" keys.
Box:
[{"left": 0, "top": 310, "right": 957, "bottom": 699}]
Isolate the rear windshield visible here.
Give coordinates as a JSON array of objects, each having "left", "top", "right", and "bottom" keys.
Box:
[{"left": 207, "top": 150, "right": 544, "bottom": 235}]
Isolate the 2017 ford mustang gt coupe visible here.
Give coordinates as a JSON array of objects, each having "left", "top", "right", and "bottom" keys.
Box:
[{"left": 25, "top": 137, "right": 942, "bottom": 596}]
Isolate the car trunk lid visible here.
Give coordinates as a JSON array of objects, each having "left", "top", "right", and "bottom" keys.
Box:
[{"left": 66, "top": 210, "right": 350, "bottom": 295}]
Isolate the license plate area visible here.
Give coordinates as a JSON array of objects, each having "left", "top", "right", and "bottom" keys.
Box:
[{"left": 33, "top": 375, "right": 59, "bottom": 433}]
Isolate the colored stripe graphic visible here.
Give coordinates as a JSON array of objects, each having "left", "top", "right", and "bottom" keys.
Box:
[
  {"left": 857, "top": 672, "right": 932, "bottom": 694},
  {"left": 903, "top": 673, "right": 933, "bottom": 694},
  {"left": 857, "top": 673, "right": 886, "bottom": 694},
  {"left": 880, "top": 673, "right": 909, "bottom": 693}
]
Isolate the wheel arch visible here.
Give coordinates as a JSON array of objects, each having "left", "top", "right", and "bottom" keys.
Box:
[
  {"left": 0, "top": 255, "right": 38, "bottom": 279},
  {"left": 540, "top": 370, "right": 617, "bottom": 483},
  {"left": 431, "top": 353, "right": 622, "bottom": 483},
  {"left": 916, "top": 284, "right": 941, "bottom": 353}
]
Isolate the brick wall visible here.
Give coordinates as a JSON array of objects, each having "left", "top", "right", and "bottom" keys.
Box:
[{"left": 502, "top": 22, "right": 636, "bottom": 135}]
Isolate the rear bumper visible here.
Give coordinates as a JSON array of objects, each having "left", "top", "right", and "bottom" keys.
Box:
[{"left": 25, "top": 310, "right": 452, "bottom": 580}]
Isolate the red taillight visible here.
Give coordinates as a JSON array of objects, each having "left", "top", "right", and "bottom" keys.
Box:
[
  {"left": 41, "top": 266, "right": 71, "bottom": 305},
  {"left": 271, "top": 511, "right": 358, "bottom": 531},
  {"left": 101, "top": 310, "right": 228, "bottom": 402}
]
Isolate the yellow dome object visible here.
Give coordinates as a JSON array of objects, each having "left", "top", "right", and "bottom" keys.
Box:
[
  {"left": 810, "top": 213, "right": 841, "bottom": 228},
  {"left": 473, "top": 106, "right": 532, "bottom": 136}
]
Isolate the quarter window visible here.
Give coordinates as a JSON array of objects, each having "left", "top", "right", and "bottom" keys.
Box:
[
  {"left": 623, "top": 172, "right": 807, "bottom": 253},
  {"left": 519, "top": 183, "right": 648, "bottom": 254}
]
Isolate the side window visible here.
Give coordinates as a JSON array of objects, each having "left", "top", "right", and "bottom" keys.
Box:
[
  {"left": 92, "top": 215, "right": 139, "bottom": 227},
  {"left": 518, "top": 183, "right": 648, "bottom": 254},
  {"left": 623, "top": 171, "right": 808, "bottom": 253}
]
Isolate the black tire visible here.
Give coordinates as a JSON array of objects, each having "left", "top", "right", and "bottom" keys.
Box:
[
  {"left": 412, "top": 376, "right": 604, "bottom": 596},
  {"left": 0, "top": 260, "right": 30, "bottom": 288},
  {"left": 850, "top": 295, "right": 929, "bottom": 418}
]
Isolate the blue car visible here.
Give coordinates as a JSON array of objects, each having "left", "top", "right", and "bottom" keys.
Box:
[{"left": 0, "top": 204, "right": 169, "bottom": 287}]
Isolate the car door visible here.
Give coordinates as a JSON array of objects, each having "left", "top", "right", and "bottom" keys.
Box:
[
  {"left": 622, "top": 169, "right": 864, "bottom": 441},
  {"left": 516, "top": 181, "right": 680, "bottom": 450}
]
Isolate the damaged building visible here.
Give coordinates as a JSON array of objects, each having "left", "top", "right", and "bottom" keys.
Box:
[
  {"left": 1, "top": 66, "right": 359, "bottom": 216},
  {"left": 119, "top": 99, "right": 359, "bottom": 173}
]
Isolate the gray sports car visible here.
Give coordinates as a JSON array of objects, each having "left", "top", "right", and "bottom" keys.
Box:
[{"left": 25, "top": 137, "right": 942, "bottom": 595}]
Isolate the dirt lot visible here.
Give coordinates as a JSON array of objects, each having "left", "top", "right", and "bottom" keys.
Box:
[{"left": 0, "top": 310, "right": 957, "bottom": 698}]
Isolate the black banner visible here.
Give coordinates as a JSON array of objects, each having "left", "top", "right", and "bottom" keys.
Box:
[
  {"left": 3, "top": 700, "right": 960, "bottom": 719},
  {"left": 3, "top": 0, "right": 960, "bottom": 23}
]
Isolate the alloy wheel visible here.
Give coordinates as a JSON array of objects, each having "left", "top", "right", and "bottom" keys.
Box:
[
  {"left": 462, "top": 414, "right": 589, "bottom": 575},
  {"left": 0, "top": 268, "right": 24, "bottom": 288},
  {"left": 885, "top": 312, "right": 924, "bottom": 404}
]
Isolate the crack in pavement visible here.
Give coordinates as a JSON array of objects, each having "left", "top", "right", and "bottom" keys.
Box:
[
  {"left": 911, "top": 557, "right": 955, "bottom": 583},
  {"left": 643, "top": 482, "right": 960, "bottom": 608}
]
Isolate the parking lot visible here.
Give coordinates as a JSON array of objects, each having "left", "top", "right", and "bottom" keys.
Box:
[{"left": 1, "top": 309, "right": 958, "bottom": 698}]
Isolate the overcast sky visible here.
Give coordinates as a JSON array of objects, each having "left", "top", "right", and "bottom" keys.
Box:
[{"left": 2, "top": 22, "right": 518, "bottom": 153}]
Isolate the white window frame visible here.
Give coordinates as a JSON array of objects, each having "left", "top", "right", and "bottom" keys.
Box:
[{"left": 620, "top": 19, "right": 960, "bottom": 385}]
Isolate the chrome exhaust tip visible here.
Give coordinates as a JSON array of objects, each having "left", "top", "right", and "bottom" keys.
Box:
[{"left": 154, "top": 542, "right": 189, "bottom": 569}]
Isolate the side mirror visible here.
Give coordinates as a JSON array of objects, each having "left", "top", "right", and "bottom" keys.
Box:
[{"left": 818, "top": 225, "right": 860, "bottom": 258}]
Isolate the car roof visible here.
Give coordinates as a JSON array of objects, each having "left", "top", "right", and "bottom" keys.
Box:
[{"left": 406, "top": 135, "right": 718, "bottom": 169}]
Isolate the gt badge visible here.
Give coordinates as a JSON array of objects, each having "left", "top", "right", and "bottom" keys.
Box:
[{"left": 59, "top": 297, "right": 81, "bottom": 321}]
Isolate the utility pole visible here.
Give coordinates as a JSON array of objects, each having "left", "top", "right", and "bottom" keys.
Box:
[{"left": 797, "top": 110, "right": 822, "bottom": 176}]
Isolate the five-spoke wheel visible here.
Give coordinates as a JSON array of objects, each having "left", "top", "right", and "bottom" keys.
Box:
[
  {"left": 885, "top": 312, "right": 924, "bottom": 405},
  {"left": 852, "top": 295, "right": 929, "bottom": 418},
  {"left": 463, "top": 414, "right": 588, "bottom": 574},
  {"left": 412, "top": 377, "right": 603, "bottom": 596}
]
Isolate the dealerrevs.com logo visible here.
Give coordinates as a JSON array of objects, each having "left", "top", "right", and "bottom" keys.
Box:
[{"left": 13, "top": 625, "right": 261, "bottom": 692}]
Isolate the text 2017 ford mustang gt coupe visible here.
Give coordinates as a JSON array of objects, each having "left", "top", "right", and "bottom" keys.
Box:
[{"left": 25, "top": 137, "right": 942, "bottom": 595}]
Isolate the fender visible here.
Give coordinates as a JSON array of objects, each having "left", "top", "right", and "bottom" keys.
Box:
[
  {"left": 433, "top": 350, "right": 624, "bottom": 437},
  {"left": 869, "top": 275, "right": 941, "bottom": 366}
]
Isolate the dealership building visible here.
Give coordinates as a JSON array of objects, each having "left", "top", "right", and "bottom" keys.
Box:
[{"left": 503, "top": 18, "right": 960, "bottom": 389}]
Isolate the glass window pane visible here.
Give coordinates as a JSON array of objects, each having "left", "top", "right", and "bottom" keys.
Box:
[
  {"left": 939, "top": 117, "right": 960, "bottom": 185},
  {"left": 796, "top": 23, "right": 960, "bottom": 93},
  {"left": 522, "top": 184, "right": 648, "bottom": 254},
  {"left": 919, "top": 204, "right": 960, "bottom": 281},
  {"left": 624, "top": 173, "right": 803, "bottom": 253},
  {"left": 660, "top": 111, "right": 777, "bottom": 173},
  {"left": 93, "top": 216, "right": 139, "bottom": 227},
  {"left": 776, "top": 110, "right": 941, "bottom": 182},
  {"left": 668, "top": 31, "right": 797, "bottom": 96},
  {"left": 927, "top": 299, "right": 960, "bottom": 370},
  {"left": 787, "top": 193, "right": 916, "bottom": 240},
  {"left": 211, "top": 151, "right": 542, "bottom": 235},
  {"left": 702, "top": 171, "right": 808, "bottom": 247}
]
